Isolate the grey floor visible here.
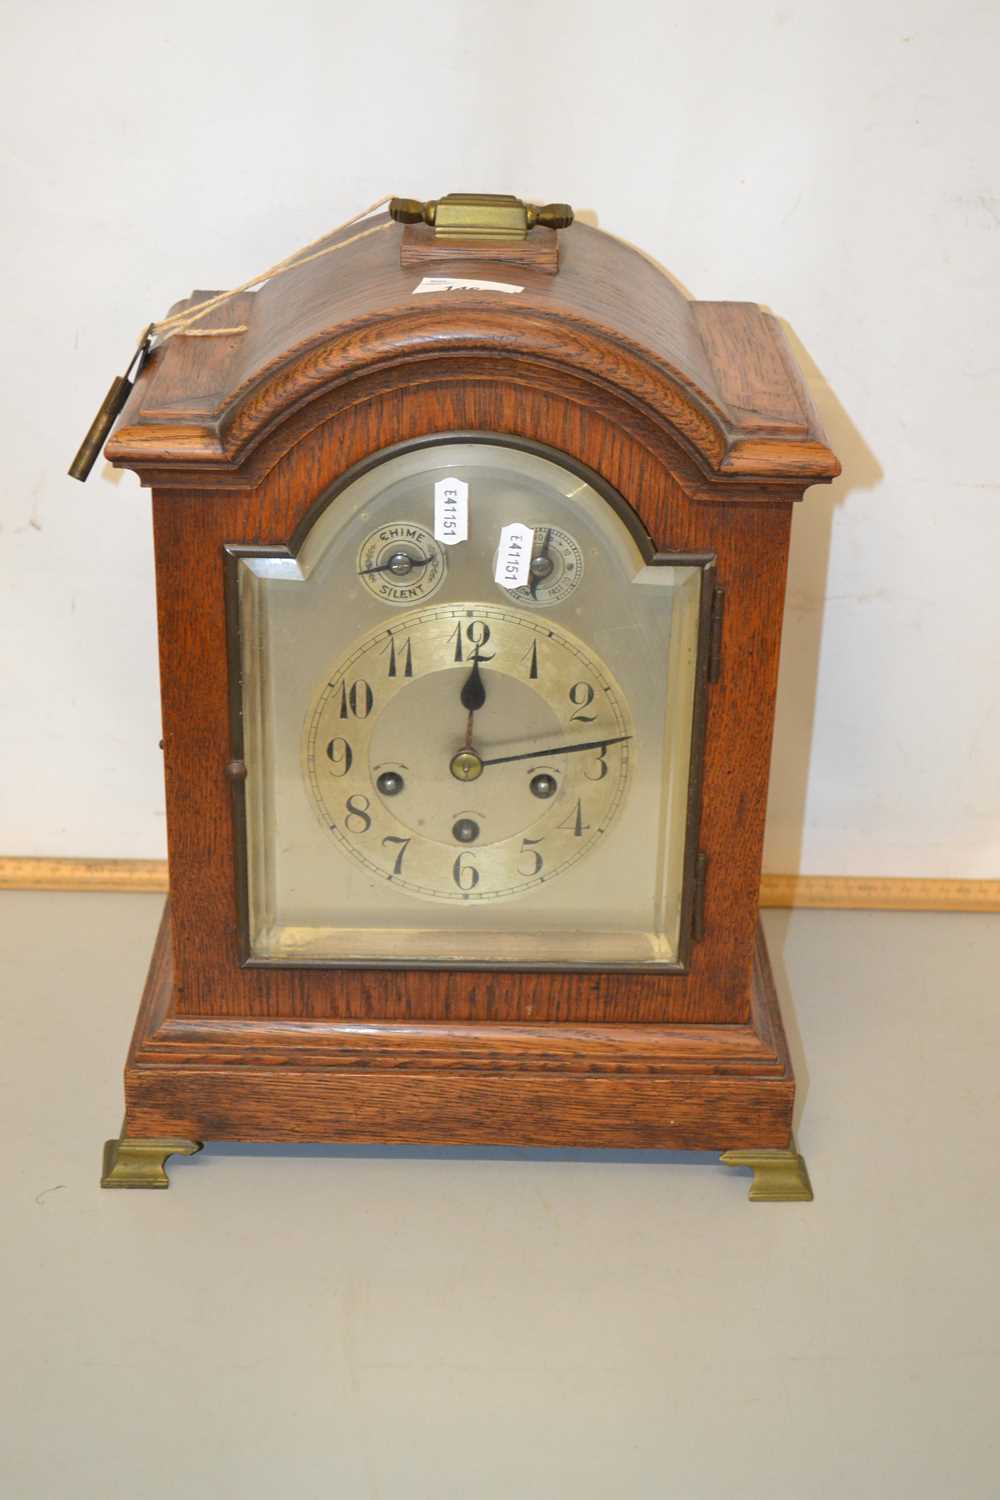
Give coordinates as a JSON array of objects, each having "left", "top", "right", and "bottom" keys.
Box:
[{"left": 3, "top": 892, "right": 999, "bottom": 1499}]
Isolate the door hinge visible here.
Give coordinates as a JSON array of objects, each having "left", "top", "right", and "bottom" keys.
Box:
[
  {"left": 692, "top": 851, "right": 708, "bottom": 942},
  {"left": 707, "top": 586, "right": 725, "bottom": 683}
]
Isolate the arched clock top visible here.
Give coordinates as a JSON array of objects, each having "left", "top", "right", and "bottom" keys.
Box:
[{"left": 105, "top": 216, "right": 839, "bottom": 491}]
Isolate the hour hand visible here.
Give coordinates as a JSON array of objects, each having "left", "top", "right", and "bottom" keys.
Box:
[{"left": 460, "top": 651, "right": 487, "bottom": 712}]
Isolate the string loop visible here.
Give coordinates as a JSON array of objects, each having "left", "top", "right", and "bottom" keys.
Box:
[{"left": 150, "top": 193, "right": 393, "bottom": 344}]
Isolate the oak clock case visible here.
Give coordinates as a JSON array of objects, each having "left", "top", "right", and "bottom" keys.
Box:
[
  {"left": 230, "top": 437, "right": 711, "bottom": 972},
  {"left": 91, "top": 192, "right": 839, "bottom": 1197}
]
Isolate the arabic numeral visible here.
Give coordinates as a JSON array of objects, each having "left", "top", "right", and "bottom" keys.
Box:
[
  {"left": 344, "top": 794, "right": 372, "bottom": 834},
  {"left": 559, "top": 799, "right": 590, "bottom": 838},
  {"left": 517, "top": 837, "right": 544, "bottom": 877},
  {"left": 325, "top": 737, "right": 353, "bottom": 776},
  {"left": 584, "top": 743, "right": 609, "bottom": 781},
  {"left": 452, "top": 851, "right": 480, "bottom": 891},
  {"left": 383, "top": 635, "right": 414, "bottom": 678},
  {"left": 337, "top": 679, "right": 374, "bottom": 719},
  {"left": 568, "top": 681, "right": 596, "bottom": 722},
  {"left": 382, "top": 835, "right": 410, "bottom": 875},
  {"left": 448, "top": 619, "right": 494, "bottom": 663}
]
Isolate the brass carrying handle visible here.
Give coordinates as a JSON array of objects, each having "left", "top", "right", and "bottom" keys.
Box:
[{"left": 389, "top": 194, "right": 573, "bottom": 241}]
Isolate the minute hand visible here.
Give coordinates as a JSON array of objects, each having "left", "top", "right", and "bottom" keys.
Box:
[{"left": 479, "top": 734, "right": 632, "bottom": 769}]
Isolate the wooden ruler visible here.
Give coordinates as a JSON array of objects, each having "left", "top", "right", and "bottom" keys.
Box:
[
  {"left": 1, "top": 857, "right": 998, "bottom": 912},
  {"left": 0, "top": 857, "right": 168, "bottom": 892},
  {"left": 759, "top": 874, "right": 1000, "bottom": 913}
]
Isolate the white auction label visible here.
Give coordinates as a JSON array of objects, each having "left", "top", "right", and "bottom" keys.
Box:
[
  {"left": 494, "top": 523, "right": 534, "bottom": 588},
  {"left": 413, "top": 276, "right": 525, "bottom": 296},
  {"left": 434, "top": 477, "right": 469, "bottom": 546}
]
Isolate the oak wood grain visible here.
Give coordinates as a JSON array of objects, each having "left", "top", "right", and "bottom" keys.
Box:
[
  {"left": 150, "top": 385, "right": 788, "bottom": 1025},
  {"left": 131, "top": 906, "right": 785, "bottom": 1077},
  {"left": 125, "top": 1071, "right": 794, "bottom": 1150},
  {"left": 106, "top": 217, "right": 838, "bottom": 486},
  {"left": 122, "top": 905, "right": 794, "bottom": 1150},
  {"left": 399, "top": 222, "right": 559, "bottom": 272}
]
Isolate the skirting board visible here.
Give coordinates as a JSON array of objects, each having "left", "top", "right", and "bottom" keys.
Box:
[{"left": 1, "top": 857, "right": 998, "bottom": 913}]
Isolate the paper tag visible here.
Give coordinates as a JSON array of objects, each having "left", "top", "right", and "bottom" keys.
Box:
[
  {"left": 434, "top": 477, "right": 469, "bottom": 546},
  {"left": 494, "top": 523, "right": 534, "bottom": 588},
  {"left": 413, "top": 276, "right": 525, "bottom": 296}
]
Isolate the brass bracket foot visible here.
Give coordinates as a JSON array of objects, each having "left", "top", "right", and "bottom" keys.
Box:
[
  {"left": 101, "top": 1136, "right": 203, "bottom": 1189},
  {"left": 720, "top": 1145, "right": 813, "bottom": 1202}
]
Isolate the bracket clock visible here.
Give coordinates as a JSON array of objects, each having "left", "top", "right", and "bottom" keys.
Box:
[{"left": 81, "top": 193, "right": 839, "bottom": 1197}]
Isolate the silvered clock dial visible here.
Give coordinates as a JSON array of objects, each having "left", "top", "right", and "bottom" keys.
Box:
[
  {"left": 230, "top": 438, "right": 710, "bottom": 969},
  {"left": 303, "top": 602, "right": 633, "bottom": 903}
]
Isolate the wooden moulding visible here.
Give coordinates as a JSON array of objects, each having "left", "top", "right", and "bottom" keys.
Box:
[
  {"left": 122, "top": 904, "right": 795, "bottom": 1150},
  {"left": 104, "top": 217, "right": 839, "bottom": 491}
]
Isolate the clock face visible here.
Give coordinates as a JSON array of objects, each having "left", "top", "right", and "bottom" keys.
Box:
[
  {"left": 232, "top": 438, "right": 709, "bottom": 969},
  {"left": 303, "top": 603, "right": 633, "bottom": 903}
]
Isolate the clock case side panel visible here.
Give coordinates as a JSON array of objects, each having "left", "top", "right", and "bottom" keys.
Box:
[
  {"left": 222, "top": 431, "right": 717, "bottom": 979},
  {"left": 148, "top": 375, "right": 795, "bottom": 1030}
]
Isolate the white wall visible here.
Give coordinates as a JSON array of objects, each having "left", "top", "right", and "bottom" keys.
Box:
[{"left": 2, "top": 0, "right": 997, "bottom": 876}]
